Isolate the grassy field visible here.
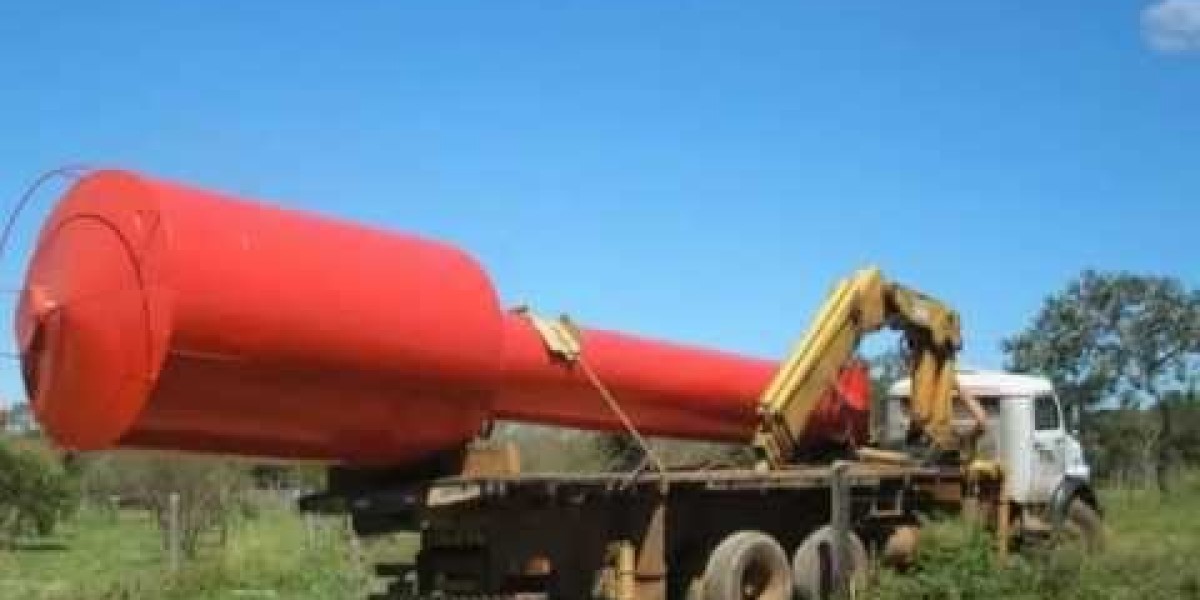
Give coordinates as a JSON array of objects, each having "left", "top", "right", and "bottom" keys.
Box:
[
  {"left": 0, "top": 502, "right": 383, "bottom": 600},
  {"left": 1, "top": 476, "right": 1198, "bottom": 599},
  {"left": 870, "top": 472, "right": 1200, "bottom": 600}
]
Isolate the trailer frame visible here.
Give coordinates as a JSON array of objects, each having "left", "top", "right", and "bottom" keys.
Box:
[{"left": 303, "top": 451, "right": 975, "bottom": 600}]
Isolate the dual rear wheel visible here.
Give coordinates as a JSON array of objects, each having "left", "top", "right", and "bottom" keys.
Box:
[{"left": 696, "top": 527, "right": 869, "bottom": 600}]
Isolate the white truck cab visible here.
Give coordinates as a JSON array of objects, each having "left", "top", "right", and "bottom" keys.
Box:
[{"left": 886, "top": 369, "right": 1097, "bottom": 521}]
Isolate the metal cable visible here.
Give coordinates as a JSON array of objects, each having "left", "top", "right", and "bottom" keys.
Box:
[
  {"left": 513, "top": 308, "right": 670, "bottom": 481},
  {"left": 0, "top": 164, "right": 93, "bottom": 265},
  {"left": 0, "top": 166, "right": 94, "bottom": 368},
  {"left": 574, "top": 355, "right": 669, "bottom": 478}
]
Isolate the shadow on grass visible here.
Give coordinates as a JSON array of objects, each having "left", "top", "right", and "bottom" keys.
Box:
[{"left": 10, "top": 539, "right": 69, "bottom": 552}]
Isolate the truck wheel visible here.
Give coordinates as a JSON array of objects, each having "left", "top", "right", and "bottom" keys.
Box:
[
  {"left": 1063, "top": 497, "right": 1105, "bottom": 552},
  {"left": 701, "top": 531, "right": 793, "bottom": 600},
  {"left": 792, "top": 526, "right": 868, "bottom": 600},
  {"left": 881, "top": 525, "right": 920, "bottom": 569}
]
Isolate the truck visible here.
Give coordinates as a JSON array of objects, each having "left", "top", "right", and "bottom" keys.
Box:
[
  {"left": 309, "top": 310, "right": 1103, "bottom": 600},
  {"left": 887, "top": 370, "right": 1102, "bottom": 549},
  {"left": 15, "top": 169, "right": 1101, "bottom": 600}
]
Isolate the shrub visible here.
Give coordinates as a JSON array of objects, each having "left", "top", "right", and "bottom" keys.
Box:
[
  {"left": 78, "top": 451, "right": 252, "bottom": 558},
  {"left": 0, "top": 437, "right": 78, "bottom": 544}
]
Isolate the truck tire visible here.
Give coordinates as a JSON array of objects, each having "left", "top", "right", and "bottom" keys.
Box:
[
  {"left": 1063, "top": 497, "right": 1105, "bottom": 552},
  {"left": 700, "top": 531, "right": 793, "bottom": 600},
  {"left": 792, "top": 526, "right": 868, "bottom": 600}
]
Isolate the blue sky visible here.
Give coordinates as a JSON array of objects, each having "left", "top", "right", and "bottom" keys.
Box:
[{"left": 0, "top": 2, "right": 1196, "bottom": 406}]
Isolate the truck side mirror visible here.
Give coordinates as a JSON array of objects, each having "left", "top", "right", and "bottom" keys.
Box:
[{"left": 1066, "top": 403, "right": 1081, "bottom": 436}]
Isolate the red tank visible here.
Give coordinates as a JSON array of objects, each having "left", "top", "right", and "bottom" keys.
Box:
[{"left": 16, "top": 170, "right": 867, "bottom": 465}]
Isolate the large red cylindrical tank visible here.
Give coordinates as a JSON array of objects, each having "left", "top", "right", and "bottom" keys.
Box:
[{"left": 17, "top": 170, "right": 866, "bottom": 465}]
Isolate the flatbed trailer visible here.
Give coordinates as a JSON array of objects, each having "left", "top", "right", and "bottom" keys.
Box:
[{"left": 306, "top": 453, "right": 987, "bottom": 600}]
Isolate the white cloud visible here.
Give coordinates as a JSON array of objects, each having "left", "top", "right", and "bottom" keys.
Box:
[{"left": 1142, "top": 0, "right": 1200, "bottom": 53}]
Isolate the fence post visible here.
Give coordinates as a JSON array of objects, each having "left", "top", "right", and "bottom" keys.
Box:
[
  {"left": 305, "top": 512, "right": 316, "bottom": 548},
  {"left": 345, "top": 516, "right": 364, "bottom": 568},
  {"left": 830, "top": 461, "right": 850, "bottom": 596},
  {"left": 107, "top": 495, "right": 120, "bottom": 522},
  {"left": 995, "top": 474, "right": 1010, "bottom": 567},
  {"left": 168, "top": 492, "right": 181, "bottom": 573}
]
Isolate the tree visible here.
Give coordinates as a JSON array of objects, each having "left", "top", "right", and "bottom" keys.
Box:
[
  {"left": 1004, "top": 271, "right": 1200, "bottom": 493},
  {"left": 79, "top": 452, "right": 252, "bottom": 557},
  {"left": 0, "top": 438, "right": 77, "bottom": 546},
  {"left": 0, "top": 403, "right": 36, "bottom": 436},
  {"left": 1163, "top": 384, "right": 1200, "bottom": 469}
]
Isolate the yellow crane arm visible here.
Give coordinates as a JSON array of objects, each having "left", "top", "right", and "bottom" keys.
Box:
[{"left": 754, "top": 266, "right": 962, "bottom": 467}]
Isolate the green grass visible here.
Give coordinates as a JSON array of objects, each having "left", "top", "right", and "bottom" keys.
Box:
[
  {"left": 0, "top": 503, "right": 377, "bottom": 600},
  {"left": 870, "top": 471, "right": 1200, "bottom": 600},
  {"left": 3, "top": 475, "right": 1199, "bottom": 599}
]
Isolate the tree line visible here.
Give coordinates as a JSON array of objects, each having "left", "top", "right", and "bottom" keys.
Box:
[{"left": 1003, "top": 270, "right": 1199, "bottom": 493}]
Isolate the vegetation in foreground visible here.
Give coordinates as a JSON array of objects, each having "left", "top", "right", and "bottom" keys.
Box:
[
  {"left": 870, "top": 471, "right": 1200, "bottom": 600},
  {"left": 0, "top": 502, "right": 375, "bottom": 600}
]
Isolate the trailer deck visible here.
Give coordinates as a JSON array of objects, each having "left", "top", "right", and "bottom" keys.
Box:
[{"left": 312, "top": 459, "right": 965, "bottom": 599}]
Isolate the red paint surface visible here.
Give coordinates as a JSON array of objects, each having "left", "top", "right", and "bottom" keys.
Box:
[
  {"left": 804, "top": 359, "right": 871, "bottom": 448},
  {"left": 17, "top": 170, "right": 866, "bottom": 465}
]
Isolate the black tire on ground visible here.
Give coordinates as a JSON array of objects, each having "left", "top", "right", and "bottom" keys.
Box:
[
  {"left": 1064, "top": 497, "right": 1105, "bottom": 552},
  {"left": 701, "top": 530, "right": 794, "bottom": 600},
  {"left": 792, "top": 525, "right": 869, "bottom": 600}
]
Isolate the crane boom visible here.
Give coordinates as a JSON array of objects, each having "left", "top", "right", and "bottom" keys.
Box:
[{"left": 754, "top": 267, "right": 962, "bottom": 467}]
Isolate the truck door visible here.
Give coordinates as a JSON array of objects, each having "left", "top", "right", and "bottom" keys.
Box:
[{"left": 1029, "top": 394, "right": 1068, "bottom": 503}]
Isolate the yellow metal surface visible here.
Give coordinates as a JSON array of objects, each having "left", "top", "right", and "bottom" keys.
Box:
[
  {"left": 882, "top": 525, "right": 921, "bottom": 568},
  {"left": 512, "top": 306, "right": 583, "bottom": 361},
  {"left": 855, "top": 446, "right": 916, "bottom": 465},
  {"left": 755, "top": 266, "right": 963, "bottom": 467},
  {"left": 966, "top": 459, "right": 1004, "bottom": 481},
  {"left": 996, "top": 473, "right": 1011, "bottom": 565},
  {"left": 616, "top": 541, "right": 637, "bottom": 600},
  {"left": 460, "top": 442, "right": 522, "bottom": 477}
]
